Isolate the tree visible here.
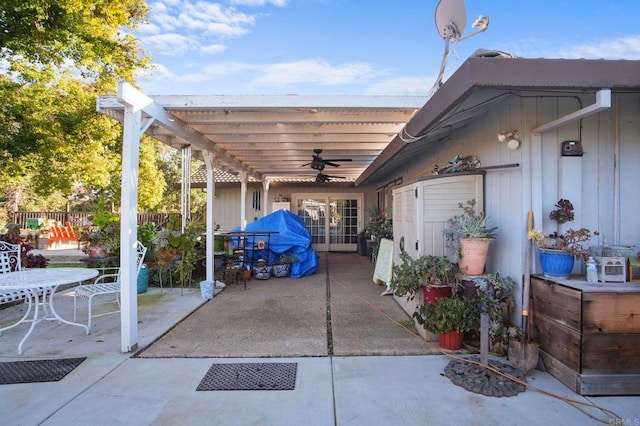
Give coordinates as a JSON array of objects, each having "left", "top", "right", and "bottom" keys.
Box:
[
  {"left": 0, "top": 0, "right": 149, "bottom": 88},
  {"left": 0, "top": 0, "right": 153, "bottom": 223}
]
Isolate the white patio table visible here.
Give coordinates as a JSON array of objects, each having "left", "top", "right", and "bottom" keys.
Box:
[{"left": 0, "top": 267, "right": 99, "bottom": 354}]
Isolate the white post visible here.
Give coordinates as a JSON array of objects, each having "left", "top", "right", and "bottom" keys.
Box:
[
  {"left": 117, "top": 82, "right": 143, "bottom": 353},
  {"left": 181, "top": 146, "right": 192, "bottom": 232},
  {"left": 239, "top": 171, "right": 248, "bottom": 230},
  {"left": 262, "top": 179, "right": 270, "bottom": 216},
  {"left": 203, "top": 151, "right": 216, "bottom": 282}
]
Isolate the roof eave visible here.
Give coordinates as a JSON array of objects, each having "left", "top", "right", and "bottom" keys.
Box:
[{"left": 356, "top": 57, "right": 640, "bottom": 186}]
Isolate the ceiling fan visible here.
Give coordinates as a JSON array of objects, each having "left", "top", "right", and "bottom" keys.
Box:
[
  {"left": 315, "top": 172, "right": 346, "bottom": 183},
  {"left": 302, "top": 148, "right": 352, "bottom": 171}
]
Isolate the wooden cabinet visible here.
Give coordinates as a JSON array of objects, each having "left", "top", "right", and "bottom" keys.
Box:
[{"left": 530, "top": 276, "right": 640, "bottom": 395}]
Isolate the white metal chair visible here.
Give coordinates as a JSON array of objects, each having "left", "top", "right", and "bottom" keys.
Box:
[
  {"left": 0, "top": 242, "right": 31, "bottom": 335},
  {"left": 73, "top": 241, "right": 147, "bottom": 331}
]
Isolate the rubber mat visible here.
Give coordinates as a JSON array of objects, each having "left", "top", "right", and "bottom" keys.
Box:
[
  {"left": 196, "top": 362, "right": 297, "bottom": 391},
  {"left": 0, "top": 358, "right": 86, "bottom": 385}
]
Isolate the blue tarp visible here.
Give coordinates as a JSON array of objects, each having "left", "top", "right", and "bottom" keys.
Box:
[{"left": 230, "top": 210, "right": 318, "bottom": 278}]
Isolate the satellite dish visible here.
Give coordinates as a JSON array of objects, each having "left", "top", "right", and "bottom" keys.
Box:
[
  {"left": 435, "top": 0, "right": 467, "bottom": 42},
  {"left": 428, "top": 0, "right": 489, "bottom": 95}
]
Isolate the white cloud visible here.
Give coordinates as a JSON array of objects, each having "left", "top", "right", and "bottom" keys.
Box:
[
  {"left": 138, "top": 1, "right": 261, "bottom": 56},
  {"left": 556, "top": 36, "right": 640, "bottom": 60},
  {"left": 251, "top": 59, "right": 376, "bottom": 87},
  {"left": 229, "top": 0, "right": 287, "bottom": 6},
  {"left": 142, "top": 33, "right": 200, "bottom": 56},
  {"left": 136, "top": 62, "right": 177, "bottom": 82},
  {"left": 366, "top": 76, "right": 436, "bottom": 96},
  {"left": 200, "top": 44, "right": 227, "bottom": 54}
]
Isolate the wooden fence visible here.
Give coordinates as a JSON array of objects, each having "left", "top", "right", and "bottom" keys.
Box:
[{"left": 10, "top": 212, "right": 181, "bottom": 228}]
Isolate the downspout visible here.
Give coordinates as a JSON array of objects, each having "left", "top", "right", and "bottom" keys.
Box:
[
  {"left": 613, "top": 96, "right": 620, "bottom": 243},
  {"left": 529, "top": 88, "right": 612, "bottom": 267}
]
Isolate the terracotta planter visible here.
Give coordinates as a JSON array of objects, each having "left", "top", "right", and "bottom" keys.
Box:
[
  {"left": 423, "top": 285, "right": 452, "bottom": 304},
  {"left": 439, "top": 330, "right": 464, "bottom": 350},
  {"left": 458, "top": 238, "right": 492, "bottom": 275}
]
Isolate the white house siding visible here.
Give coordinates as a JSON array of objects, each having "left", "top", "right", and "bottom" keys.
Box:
[
  {"left": 615, "top": 94, "right": 640, "bottom": 245},
  {"left": 369, "top": 91, "right": 640, "bottom": 324},
  {"left": 212, "top": 184, "right": 376, "bottom": 232}
]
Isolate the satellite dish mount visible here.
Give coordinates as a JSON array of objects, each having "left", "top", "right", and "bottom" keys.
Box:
[{"left": 432, "top": 0, "right": 489, "bottom": 93}]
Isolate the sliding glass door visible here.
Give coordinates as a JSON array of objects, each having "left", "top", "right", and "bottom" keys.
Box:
[{"left": 293, "top": 193, "right": 363, "bottom": 252}]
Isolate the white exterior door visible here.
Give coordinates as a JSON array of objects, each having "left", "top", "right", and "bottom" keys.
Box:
[{"left": 292, "top": 193, "right": 363, "bottom": 252}]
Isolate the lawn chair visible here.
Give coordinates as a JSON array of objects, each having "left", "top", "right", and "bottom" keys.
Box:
[
  {"left": 63, "top": 221, "right": 81, "bottom": 249},
  {"left": 73, "top": 241, "right": 147, "bottom": 331}
]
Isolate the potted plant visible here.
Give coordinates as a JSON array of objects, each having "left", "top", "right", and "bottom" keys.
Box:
[
  {"left": 472, "top": 273, "right": 517, "bottom": 355},
  {"left": 528, "top": 199, "right": 598, "bottom": 279},
  {"left": 443, "top": 199, "right": 498, "bottom": 275},
  {"left": 414, "top": 295, "right": 480, "bottom": 350},
  {"left": 137, "top": 222, "right": 157, "bottom": 263},
  {"left": 79, "top": 211, "right": 120, "bottom": 258},
  {"left": 253, "top": 258, "right": 272, "bottom": 280},
  {"left": 272, "top": 253, "right": 298, "bottom": 278},
  {"left": 391, "top": 251, "right": 462, "bottom": 302},
  {"left": 365, "top": 206, "right": 393, "bottom": 242}
]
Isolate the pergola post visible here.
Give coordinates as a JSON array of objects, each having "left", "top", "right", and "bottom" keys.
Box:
[
  {"left": 239, "top": 171, "right": 248, "bottom": 230},
  {"left": 117, "top": 82, "right": 144, "bottom": 353},
  {"left": 181, "top": 146, "right": 192, "bottom": 232},
  {"left": 262, "top": 179, "right": 270, "bottom": 216},
  {"left": 203, "top": 151, "right": 216, "bottom": 282}
]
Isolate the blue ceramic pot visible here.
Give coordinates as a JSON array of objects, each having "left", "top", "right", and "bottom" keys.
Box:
[
  {"left": 137, "top": 264, "right": 149, "bottom": 293},
  {"left": 539, "top": 250, "right": 574, "bottom": 279}
]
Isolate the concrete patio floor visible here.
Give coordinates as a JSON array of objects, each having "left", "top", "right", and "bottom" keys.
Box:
[{"left": 0, "top": 251, "right": 638, "bottom": 425}]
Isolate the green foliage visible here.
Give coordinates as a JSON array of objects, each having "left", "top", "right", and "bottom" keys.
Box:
[
  {"left": 414, "top": 296, "right": 480, "bottom": 334},
  {"left": 0, "top": 0, "right": 164, "bottom": 219},
  {"left": 472, "top": 273, "right": 517, "bottom": 350},
  {"left": 152, "top": 217, "right": 204, "bottom": 288},
  {"left": 391, "top": 251, "right": 461, "bottom": 298},
  {"left": 365, "top": 206, "right": 393, "bottom": 240},
  {"left": 0, "top": 0, "right": 149, "bottom": 88},
  {"left": 528, "top": 198, "right": 598, "bottom": 261},
  {"left": 174, "top": 221, "right": 205, "bottom": 288},
  {"left": 91, "top": 211, "right": 119, "bottom": 227},
  {"left": 277, "top": 253, "right": 298, "bottom": 265},
  {"left": 443, "top": 199, "right": 498, "bottom": 245}
]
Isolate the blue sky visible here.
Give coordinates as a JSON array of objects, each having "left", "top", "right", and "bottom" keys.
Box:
[{"left": 134, "top": 0, "right": 640, "bottom": 96}]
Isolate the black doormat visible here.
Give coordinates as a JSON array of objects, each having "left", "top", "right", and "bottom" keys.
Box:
[
  {"left": 196, "top": 362, "right": 297, "bottom": 391},
  {"left": 0, "top": 358, "right": 86, "bottom": 385}
]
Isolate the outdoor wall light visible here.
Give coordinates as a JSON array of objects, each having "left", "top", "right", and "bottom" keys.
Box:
[{"left": 497, "top": 130, "right": 520, "bottom": 150}]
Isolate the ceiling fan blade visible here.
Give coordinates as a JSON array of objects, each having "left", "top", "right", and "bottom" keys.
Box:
[
  {"left": 323, "top": 161, "right": 341, "bottom": 168},
  {"left": 323, "top": 158, "right": 352, "bottom": 162},
  {"left": 300, "top": 162, "right": 312, "bottom": 167}
]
